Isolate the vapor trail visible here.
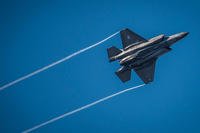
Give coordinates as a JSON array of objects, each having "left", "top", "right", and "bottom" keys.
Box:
[
  {"left": 22, "top": 84, "right": 145, "bottom": 133},
  {"left": 0, "top": 31, "right": 119, "bottom": 91}
]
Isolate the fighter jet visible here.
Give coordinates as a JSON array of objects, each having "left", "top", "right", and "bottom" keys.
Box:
[{"left": 107, "top": 28, "right": 188, "bottom": 84}]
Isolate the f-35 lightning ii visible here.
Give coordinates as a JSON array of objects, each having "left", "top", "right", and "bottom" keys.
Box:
[{"left": 107, "top": 28, "right": 188, "bottom": 84}]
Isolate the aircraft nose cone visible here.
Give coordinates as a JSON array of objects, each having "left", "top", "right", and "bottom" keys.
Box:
[
  {"left": 168, "top": 32, "right": 189, "bottom": 45},
  {"left": 181, "top": 32, "right": 189, "bottom": 38}
]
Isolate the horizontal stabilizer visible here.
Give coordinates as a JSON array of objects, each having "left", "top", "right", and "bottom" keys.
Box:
[
  {"left": 115, "top": 67, "right": 131, "bottom": 82},
  {"left": 107, "top": 46, "right": 122, "bottom": 62}
]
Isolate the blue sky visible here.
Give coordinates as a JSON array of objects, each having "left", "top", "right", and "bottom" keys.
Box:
[{"left": 0, "top": 0, "right": 200, "bottom": 132}]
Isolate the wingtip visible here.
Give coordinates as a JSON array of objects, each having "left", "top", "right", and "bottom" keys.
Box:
[{"left": 121, "top": 28, "right": 129, "bottom": 32}]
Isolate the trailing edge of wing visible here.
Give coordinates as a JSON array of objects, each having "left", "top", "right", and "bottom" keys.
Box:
[
  {"left": 120, "top": 28, "right": 147, "bottom": 49},
  {"left": 133, "top": 59, "right": 156, "bottom": 84}
]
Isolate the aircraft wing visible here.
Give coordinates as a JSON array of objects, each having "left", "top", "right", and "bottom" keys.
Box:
[
  {"left": 120, "top": 28, "right": 147, "bottom": 49},
  {"left": 133, "top": 59, "right": 157, "bottom": 84}
]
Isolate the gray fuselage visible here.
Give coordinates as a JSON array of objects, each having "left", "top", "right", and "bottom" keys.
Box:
[{"left": 111, "top": 32, "right": 188, "bottom": 68}]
